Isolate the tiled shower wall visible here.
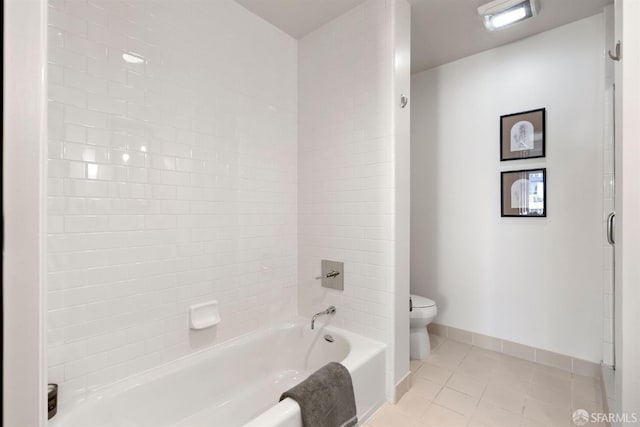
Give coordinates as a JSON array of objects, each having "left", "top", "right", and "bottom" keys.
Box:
[
  {"left": 297, "top": 0, "right": 411, "bottom": 399},
  {"left": 298, "top": 0, "right": 395, "bottom": 355},
  {"left": 46, "top": 0, "right": 297, "bottom": 402}
]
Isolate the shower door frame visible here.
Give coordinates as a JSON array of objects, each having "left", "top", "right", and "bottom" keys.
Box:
[{"left": 612, "top": 0, "right": 640, "bottom": 417}]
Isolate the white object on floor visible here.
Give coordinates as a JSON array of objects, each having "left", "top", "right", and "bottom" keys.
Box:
[{"left": 410, "top": 294, "right": 437, "bottom": 360}]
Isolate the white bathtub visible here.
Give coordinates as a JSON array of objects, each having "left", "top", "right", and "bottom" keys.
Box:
[{"left": 49, "top": 319, "right": 387, "bottom": 427}]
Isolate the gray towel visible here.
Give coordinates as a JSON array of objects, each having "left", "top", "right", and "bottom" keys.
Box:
[{"left": 280, "top": 362, "right": 358, "bottom": 427}]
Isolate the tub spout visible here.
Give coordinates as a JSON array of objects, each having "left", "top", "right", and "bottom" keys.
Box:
[{"left": 311, "top": 306, "right": 336, "bottom": 330}]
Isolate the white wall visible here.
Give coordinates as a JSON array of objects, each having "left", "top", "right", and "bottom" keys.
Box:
[
  {"left": 411, "top": 15, "right": 605, "bottom": 362},
  {"left": 392, "top": 0, "right": 411, "bottom": 393},
  {"left": 3, "top": 0, "right": 48, "bottom": 425},
  {"left": 46, "top": 0, "right": 298, "bottom": 402},
  {"left": 298, "top": 0, "right": 410, "bottom": 399}
]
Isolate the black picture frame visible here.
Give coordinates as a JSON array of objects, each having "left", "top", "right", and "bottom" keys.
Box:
[
  {"left": 501, "top": 168, "right": 546, "bottom": 217},
  {"left": 500, "top": 108, "right": 545, "bottom": 161}
]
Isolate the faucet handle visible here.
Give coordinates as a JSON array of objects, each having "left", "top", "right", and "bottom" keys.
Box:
[
  {"left": 326, "top": 305, "right": 336, "bottom": 315},
  {"left": 315, "top": 270, "right": 340, "bottom": 280}
]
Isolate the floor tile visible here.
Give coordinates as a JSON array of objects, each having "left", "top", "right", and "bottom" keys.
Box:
[
  {"left": 433, "top": 387, "right": 479, "bottom": 416},
  {"left": 430, "top": 334, "right": 445, "bottom": 350},
  {"left": 489, "top": 371, "right": 530, "bottom": 395},
  {"left": 446, "top": 372, "right": 487, "bottom": 398},
  {"left": 411, "top": 359, "right": 424, "bottom": 373},
  {"left": 496, "top": 353, "right": 538, "bottom": 370},
  {"left": 415, "top": 361, "right": 454, "bottom": 385},
  {"left": 526, "top": 381, "right": 572, "bottom": 408},
  {"left": 571, "top": 397, "right": 603, "bottom": 414},
  {"left": 463, "top": 351, "right": 500, "bottom": 367},
  {"left": 520, "top": 417, "right": 549, "bottom": 427},
  {"left": 492, "top": 360, "right": 534, "bottom": 382},
  {"left": 482, "top": 382, "right": 526, "bottom": 414},
  {"left": 468, "top": 345, "right": 503, "bottom": 360},
  {"left": 411, "top": 377, "right": 443, "bottom": 400},
  {"left": 368, "top": 404, "right": 428, "bottom": 427},
  {"left": 532, "top": 364, "right": 573, "bottom": 380},
  {"left": 427, "top": 351, "right": 464, "bottom": 371},
  {"left": 471, "top": 400, "right": 522, "bottom": 427},
  {"left": 396, "top": 389, "right": 432, "bottom": 418},
  {"left": 435, "top": 340, "right": 472, "bottom": 360},
  {"left": 572, "top": 373, "right": 600, "bottom": 387},
  {"left": 420, "top": 403, "right": 469, "bottom": 427},
  {"left": 405, "top": 335, "right": 605, "bottom": 427},
  {"left": 573, "top": 381, "right": 602, "bottom": 404},
  {"left": 456, "top": 358, "right": 494, "bottom": 382},
  {"left": 523, "top": 398, "right": 573, "bottom": 426},
  {"left": 531, "top": 370, "right": 572, "bottom": 392}
]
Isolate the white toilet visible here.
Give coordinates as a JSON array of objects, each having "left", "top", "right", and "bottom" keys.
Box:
[{"left": 410, "top": 294, "right": 438, "bottom": 360}]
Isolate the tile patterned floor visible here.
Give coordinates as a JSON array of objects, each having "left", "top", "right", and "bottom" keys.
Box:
[{"left": 365, "top": 335, "right": 605, "bottom": 427}]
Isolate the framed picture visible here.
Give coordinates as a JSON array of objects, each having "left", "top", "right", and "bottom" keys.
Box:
[
  {"left": 500, "top": 108, "right": 545, "bottom": 161},
  {"left": 501, "top": 168, "right": 546, "bottom": 217}
]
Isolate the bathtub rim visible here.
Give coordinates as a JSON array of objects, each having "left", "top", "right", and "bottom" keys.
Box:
[{"left": 49, "top": 317, "right": 386, "bottom": 427}]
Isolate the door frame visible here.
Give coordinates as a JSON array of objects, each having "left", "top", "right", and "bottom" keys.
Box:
[{"left": 614, "top": 0, "right": 640, "bottom": 417}]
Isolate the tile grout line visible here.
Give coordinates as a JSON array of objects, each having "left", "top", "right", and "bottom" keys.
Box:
[{"left": 399, "top": 331, "right": 606, "bottom": 427}]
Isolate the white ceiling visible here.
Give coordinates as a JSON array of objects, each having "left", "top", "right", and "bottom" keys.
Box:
[
  {"left": 408, "top": 0, "right": 612, "bottom": 73},
  {"left": 235, "top": 0, "right": 368, "bottom": 39},
  {"left": 235, "top": 0, "right": 612, "bottom": 74}
]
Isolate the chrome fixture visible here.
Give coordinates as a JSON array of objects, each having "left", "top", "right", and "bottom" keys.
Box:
[
  {"left": 608, "top": 41, "right": 621, "bottom": 61},
  {"left": 477, "top": 0, "right": 539, "bottom": 31},
  {"left": 324, "top": 334, "right": 335, "bottom": 343},
  {"left": 400, "top": 94, "right": 408, "bottom": 109},
  {"left": 316, "top": 270, "right": 340, "bottom": 280},
  {"left": 317, "top": 260, "right": 344, "bottom": 291},
  {"left": 607, "top": 212, "right": 616, "bottom": 245},
  {"left": 311, "top": 306, "right": 336, "bottom": 330}
]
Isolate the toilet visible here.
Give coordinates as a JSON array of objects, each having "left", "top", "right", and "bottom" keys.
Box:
[{"left": 410, "top": 294, "right": 438, "bottom": 360}]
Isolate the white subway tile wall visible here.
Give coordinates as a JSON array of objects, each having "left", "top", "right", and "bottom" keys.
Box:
[
  {"left": 298, "top": 0, "right": 395, "bottom": 344},
  {"left": 47, "top": 0, "right": 298, "bottom": 402}
]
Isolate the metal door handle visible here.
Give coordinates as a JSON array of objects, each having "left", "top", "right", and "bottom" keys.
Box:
[{"left": 607, "top": 212, "right": 615, "bottom": 245}]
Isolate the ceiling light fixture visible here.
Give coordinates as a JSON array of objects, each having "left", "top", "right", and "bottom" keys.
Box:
[{"left": 477, "top": 0, "right": 539, "bottom": 31}]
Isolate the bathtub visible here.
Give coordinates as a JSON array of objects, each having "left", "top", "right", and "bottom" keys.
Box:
[{"left": 49, "top": 319, "right": 387, "bottom": 427}]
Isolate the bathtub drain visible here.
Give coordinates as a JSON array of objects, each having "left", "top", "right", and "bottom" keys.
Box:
[{"left": 324, "top": 334, "right": 334, "bottom": 343}]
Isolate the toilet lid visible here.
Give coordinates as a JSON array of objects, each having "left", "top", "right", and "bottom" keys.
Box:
[{"left": 411, "top": 294, "right": 435, "bottom": 308}]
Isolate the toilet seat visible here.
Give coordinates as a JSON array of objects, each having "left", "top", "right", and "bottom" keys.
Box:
[{"left": 411, "top": 294, "right": 435, "bottom": 310}]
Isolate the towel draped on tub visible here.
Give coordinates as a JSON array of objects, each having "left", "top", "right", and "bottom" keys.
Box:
[{"left": 279, "top": 362, "right": 358, "bottom": 427}]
